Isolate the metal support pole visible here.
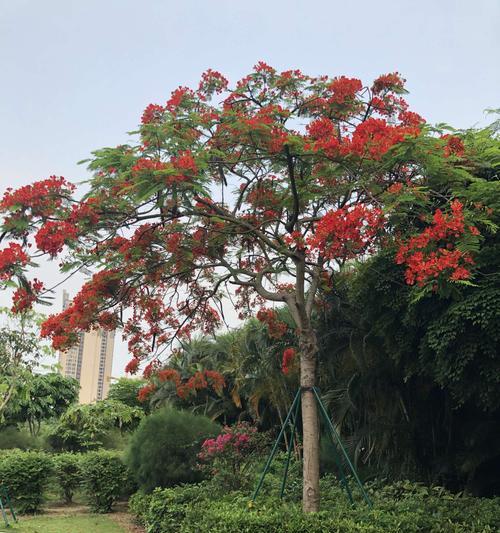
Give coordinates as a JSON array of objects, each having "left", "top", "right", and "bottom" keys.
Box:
[
  {"left": 279, "top": 392, "right": 301, "bottom": 498},
  {"left": 252, "top": 389, "right": 301, "bottom": 501},
  {"left": 313, "top": 387, "right": 372, "bottom": 507},
  {"left": 0, "top": 497, "right": 9, "bottom": 528}
]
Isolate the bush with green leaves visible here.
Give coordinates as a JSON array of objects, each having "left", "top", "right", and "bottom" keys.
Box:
[
  {"left": 48, "top": 399, "right": 143, "bottom": 452},
  {"left": 130, "top": 477, "right": 500, "bottom": 533},
  {"left": 125, "top": 407, "right": 219, "bottom": 492},
  {"left": 0, "top": 426, "right": 43, "bottom": 450},
  {"left": 52, "top": 452, "right": 82, "bottom": 503},
  {"left": 0, "top": 449, "right": 53, "bottom": 513},
  {"left": 80, "top": 450, "right": 130, "bottom": 512}
]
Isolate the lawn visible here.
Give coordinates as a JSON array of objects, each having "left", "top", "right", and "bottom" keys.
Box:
[{"left": 0, "top": 514, "right": 127, "bottom": 533}]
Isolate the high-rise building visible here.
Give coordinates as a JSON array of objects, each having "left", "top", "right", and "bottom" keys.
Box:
[{"left": 58, "top": 290, "right": 115, "bottom": 404}]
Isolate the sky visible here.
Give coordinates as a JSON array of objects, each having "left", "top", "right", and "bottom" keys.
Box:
[{"left": 0, "top": 0, "right": 498, "bottom": 376}]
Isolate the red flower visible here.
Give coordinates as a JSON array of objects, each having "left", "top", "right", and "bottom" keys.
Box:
[
  {"left": 372, "top": 73, "right": 405, "bottom": 94},
  {"left": 307, "top": 117, "right": 335, "bottom": 141},
  {"left": 282, "top": 347, "right": 296, "bottom": 374},
  {"left": 396, "top": 200, "right": 479, "bottom": 286},
  {"left": 138, "top": 383, "right": 156, "bottom": 402},
  {"left": 35, "top": 221, "right": 78, "bottom": 256},
  {"left": 0, "top": 243, "right": 29, "bottom": 279},
  {"left": 131, "top": 158, "right": 167, "bottom": 174},
  {"left": 11, "top": 279, "right": 44, "bottom": 313},
  {"left": 256, "top": 308, "right": 288, "bottom": 339},
  {"left": 307, "top": 205, "right": 383, "bottom": 260},
  {"left": 441, "top": 135, "right": 465, "bottom": 157},
  {"left": 125, "top": 357, "right": 140, "bottom": 375},
  {"left": 141, "top": 103, "right": 165, "bottom": 124},
  {"left": 328, "top": 76, "right": 362, "bottom": 104}
]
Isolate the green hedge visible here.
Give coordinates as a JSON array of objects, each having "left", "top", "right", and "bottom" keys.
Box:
[
  {"left": 0, "top": 450, "right": 53, "bottom": 513},
  {"left": 80, "top": 450, "right": 131, "bottom": 513},
  {"left": 129, "top": 479, "right": 500, "bottom": 533},
  {"left": 52, "top": 452, "right": 82, "bottom": 503}
]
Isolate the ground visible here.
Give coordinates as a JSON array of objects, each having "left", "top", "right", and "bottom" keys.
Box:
[{"left": 0, "top": 502, "right": 144, "bottom": 533}]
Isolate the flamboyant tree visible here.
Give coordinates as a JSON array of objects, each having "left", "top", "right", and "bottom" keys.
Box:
[{"left": 0, "top": 63, "right": 482, "bottom": 511}]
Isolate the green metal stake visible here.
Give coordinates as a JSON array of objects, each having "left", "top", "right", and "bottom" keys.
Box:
[
  {"left": 252, "top": 389, "right": 301, "bottom": 501},
  {"left": 1, "top": 488, "right": 16, "bottom": 523},
  {"left": 313, "top": 387, "right": 372, "bottom": 507},
  {"left": 279, "top": 392, "right": 301, "bottom": 498},
  {"left": 0, "top": 496, "right": 9, "bottom": 528}
]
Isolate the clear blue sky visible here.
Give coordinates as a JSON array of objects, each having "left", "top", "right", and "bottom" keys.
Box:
[{"left": 0, "top": 0, "right": 498, "bottom": 374}]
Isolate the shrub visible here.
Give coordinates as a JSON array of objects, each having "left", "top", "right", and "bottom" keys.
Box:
[
  {"left": 52, "top": 452, "right": 82, "bottom": 503},
  {"left": 0, "top": 450, "right": 53, "bottom": 513},
  {"left": 125, "top": 407, "right": 219, "bottom": 492},
  {"left": 130, "top": 478, "right": 500, "bottom": 533},
  {"left": 198, "top": 422, "right": 268, "bottom": 491},
  {"left": 80, "top": 450, "right": 130, "bottom": 512},
  {"left": 129, "top": 484, "right": 210, "bottom": 533},
  {"left": 0, "top": 426, "right": 43, "bottom": 450}
]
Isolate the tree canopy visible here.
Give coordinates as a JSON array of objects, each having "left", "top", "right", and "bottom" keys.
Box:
[{"left": 0, "top": 64, "right": 495, "bottom": 511}]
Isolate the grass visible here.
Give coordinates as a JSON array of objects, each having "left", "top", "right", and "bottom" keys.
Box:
[{"left": 0, "top": 514, "right": 127, "bottom": 533}]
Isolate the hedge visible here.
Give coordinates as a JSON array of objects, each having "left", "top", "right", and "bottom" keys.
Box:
[
  {"left": 129, "top": 479, "right": 500, "bottom": 533},
  {"left": 0, "top": 450, "right": 53, "bottom": 513}
]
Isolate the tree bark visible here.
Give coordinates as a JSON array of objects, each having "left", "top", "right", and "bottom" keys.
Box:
[{"left": 299, "top": 328, "right": 320, "bottom": 513}]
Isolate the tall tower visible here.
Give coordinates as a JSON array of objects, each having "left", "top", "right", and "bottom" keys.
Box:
[{"left": 58, "top": 290, "right": 115, "bottom": 403}]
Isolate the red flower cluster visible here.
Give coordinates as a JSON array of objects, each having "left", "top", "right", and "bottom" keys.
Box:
[
  {"left": 125, "top": 357, "right": 140, "bottom": 375},
  {"left": 137, "top": 383, "right": 156, "bottom": 402},
  {"left": 282, "top": 347, "right": 296, "bottom": 375},
  {"left": 348, "top": 118, "right": 418, "bottom": 159},
  {"left": 0, "top": 243, "right": 28, "bottom": 279},
  {"left": 372, "top": 72, "right": 405, "bottom": 94},
  {"left": 41, "top": 269, "right": 121, "bottom": 349},
  {"left": 199, "top": 423, "right": 257, "bottom": 460},
  {"left": 306, "top": 117, "right": 335, "bottom": 141},
  {"left": 328, "top": 76, "right": 363, "bottom": 104},
  {"left": 11, "top": 279, "right": 44, "bottom": 313},
  {"left": 0, "top": 176, "right": 75, "bottom": 218},
  {"left": 307, "top": 205, "right": 383, "bottom": 260},
  {"left": 131, "top": 158, "right": 167, "bottom": 174},
  {"left": 198, "top": 69, "right": 229, "bottom": 96},
  {"left": 141, "top": 103, "right": 165, "bottom": 124},
  {"left": 150, "top": 367, "right": 225, "bottom": 400},
  {"left": 441, "top": 135, "right": 465, "bottom": 157},
  {"left": 396, "top": 200, "right": 479, "bottom": 286},
  {"left": 168, "top": 150, "right": 198, "bottom": 184},
  {"left": 166, "top": 86, "right": 194, "bottom": 112},
  {"left": 256, "top": 308, "right": 288, "bottom": 339},
  {"left": 35, "top": 221, "right": 78, "bottom": 256}
]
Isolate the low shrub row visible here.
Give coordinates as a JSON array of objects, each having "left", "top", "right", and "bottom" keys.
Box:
[
  {"left": 0, "top": 449, "right": 132, "bottom": 513},
  {"left": 129, "top": 478, "right": 500, "bottom": 533}
]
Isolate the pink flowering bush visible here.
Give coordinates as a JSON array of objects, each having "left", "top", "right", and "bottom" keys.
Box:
[{"left": 198, "top": 422, "right": 267, "bottom": 491}]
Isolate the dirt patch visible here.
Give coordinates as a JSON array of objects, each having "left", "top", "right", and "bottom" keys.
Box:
[{"left": 108, "top": 511, "right": 145, "bottom": 533}]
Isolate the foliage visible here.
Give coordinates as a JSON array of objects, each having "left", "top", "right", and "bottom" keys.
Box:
[
  {"left": 129, "top": 478, "right": 500, "bottom": 533},
  {"left": 125, "top": 407, "right": 219, "bottom": 492},
  {"left": 48, "top": 399, "right": 143, "bottom": 451},
  {"left": 7, "top": 373, "right": 79, "bottom": 436},
  {"left": 0, "top": 426, "right": 44, "bottom": 450},
  {"left": 198, "top": 422, "right": 268, "bottom": 491},
  {"left": 79, "top": 450, "right": 130, "bottom": 513},
  {"left": 0, "top": 449, "right": 53, "bottom": 513},
  {"left": 0, "top": 308, "right": 52, "bottom": 420},
  {"left": 52, "top": 452, "right": 82, "bottom": 503},
  {"left": 1, "top": 65, "right": 496, "bottom": 510},
  {"left": 108, "top": 377, "right": 149, "bottom": 412}
]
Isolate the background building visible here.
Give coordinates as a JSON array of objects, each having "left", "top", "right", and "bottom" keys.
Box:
[{"left": 58, "top": 290, "right": 115, "bottom": 403}]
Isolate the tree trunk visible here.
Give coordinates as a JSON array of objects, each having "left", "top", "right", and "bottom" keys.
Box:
[{"left": 299, "top": 328, "right": 320, "bottom": 513}]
